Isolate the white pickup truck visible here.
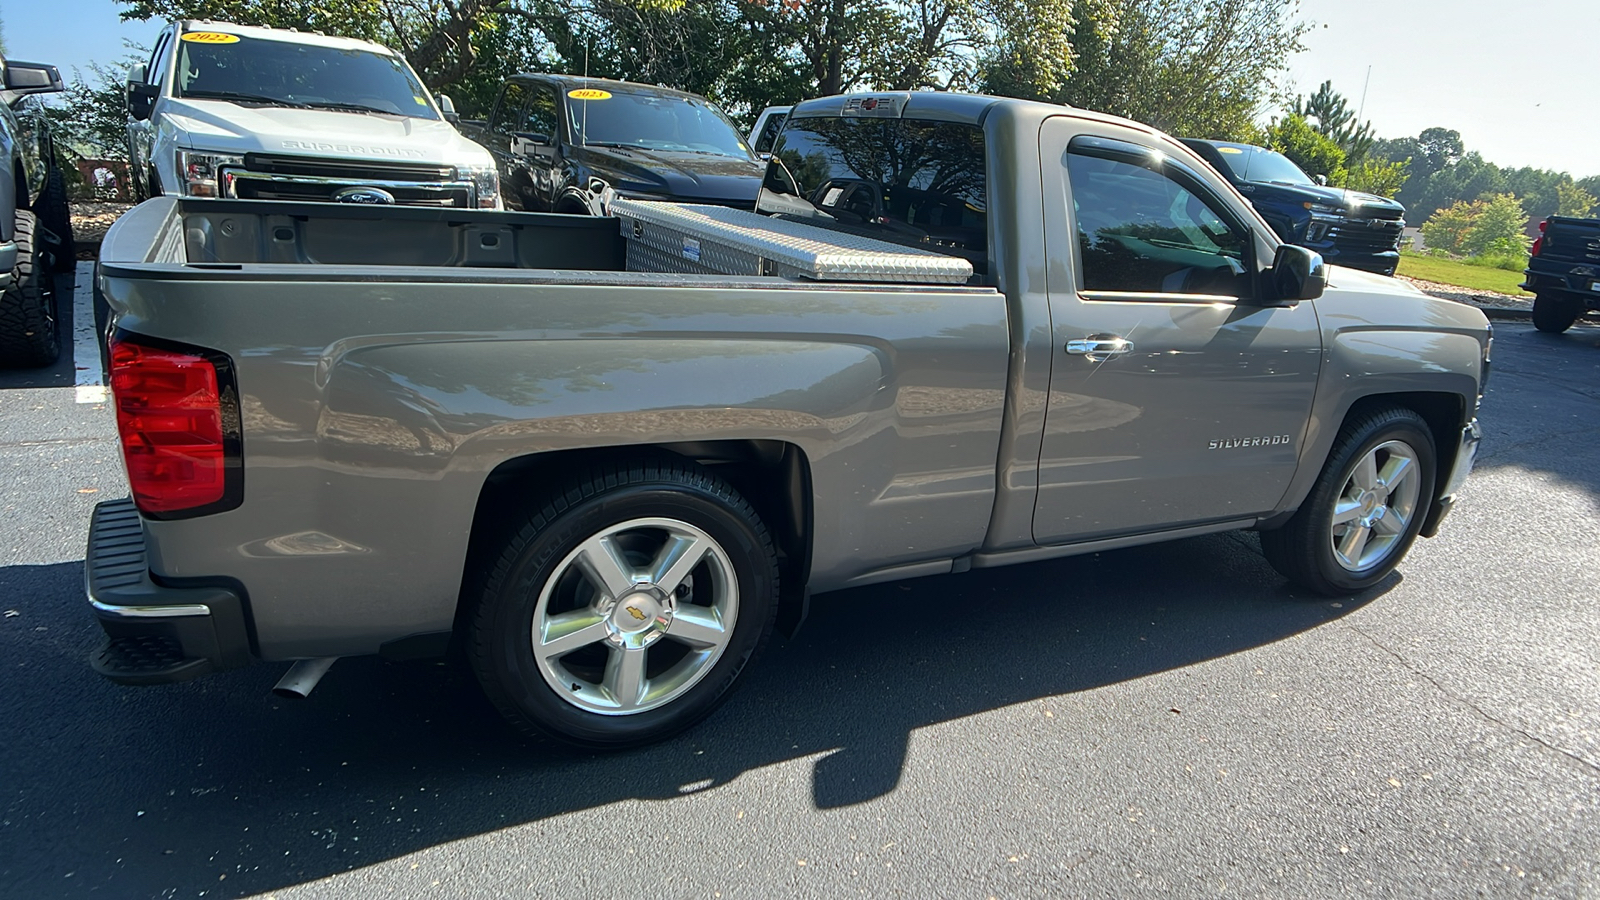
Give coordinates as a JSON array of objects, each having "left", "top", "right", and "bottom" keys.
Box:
[{"left": 124, "top": 21, "right": 501, "bottom": 209}]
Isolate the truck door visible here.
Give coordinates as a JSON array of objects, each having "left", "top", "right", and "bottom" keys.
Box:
[
  {"left": 488, "top": 81, "right": 548, "bottom": 211},
  {"left": 1033, "top": 118, "right": 1323, "bottom": 545}
]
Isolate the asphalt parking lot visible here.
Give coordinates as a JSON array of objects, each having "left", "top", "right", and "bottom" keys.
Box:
[{"left": 2, "top": 265, "right": 1598, "bottom": 899}]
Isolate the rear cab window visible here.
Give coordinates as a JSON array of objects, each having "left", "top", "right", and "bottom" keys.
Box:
[{"left": 757, "top": 115, "right": 989, "bottom": 278}]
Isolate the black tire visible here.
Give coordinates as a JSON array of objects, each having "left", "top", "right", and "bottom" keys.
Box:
[
  {"left": 1260, "top": 407, "right": 1437, "bottom": 596},
  {"left": 35, "top": 164, "right": 76, "bottom": 273},
  {"left": 469, "top": 459, "right": 779, "bottom": 749},
  {"left": 0, "top": 210, "right": 60, "bottom": 368},
  {"left": 1532, "top": 292, "right": 1581, "bottom": 334}
]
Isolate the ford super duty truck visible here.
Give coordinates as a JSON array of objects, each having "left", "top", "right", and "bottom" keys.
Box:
[
  {"left": 87, "top": 92, "right": 1489, "bottom": 749},
  {"left": 124, "top": 21, "right": 500, "bottom": 208}
]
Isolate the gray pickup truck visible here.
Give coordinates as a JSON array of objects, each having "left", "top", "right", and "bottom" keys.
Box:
[{"left": 88, "top": 92, "right": 1490, "bottom": 749}]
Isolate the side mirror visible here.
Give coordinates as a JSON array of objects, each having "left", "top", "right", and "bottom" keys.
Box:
[
  {"left": 1271, "top": 244, "right": 1326, "bottom": 302},
  {"left": 1313, "top": 173, "right": 1329, "bottom": 186},
  {"left": 125, "top": 64, "right": 157, "bottom": 120},
  {"left": 2, "top": 60, "right": 65, "bottom": 95},
  {"left": 512, "top": 132, "right": 552, "bottom": 157},
  {"left": 437, "top": 94, "right": 459, "bottom": 124}
]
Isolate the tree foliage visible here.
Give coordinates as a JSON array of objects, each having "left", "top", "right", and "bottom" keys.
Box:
[
  {"left": 1421, "top": 194, "right": 1528, "bottom": 258},
  {"left": 1264, "top": 114, "right": 1345, "bottom": 185},
  {"left": 1291, "top": 80, "right": 1371, "bottom": 162},
  {"left": 991, "top": 0, "right": 1308, "bottom": 141},
  {"left": 1343, "top": 157, "right": 1408, "bottom": 197}
]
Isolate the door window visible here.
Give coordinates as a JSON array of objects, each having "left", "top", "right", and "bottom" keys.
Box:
[
  {"left": 523, "top": 85, "right": 558, "bottom": 142},
  {"left": 147, "top": 33, "right": 172, "bottom": 86},
  {"left": 1066, "top": 151, "right": 1251, "bottom": 298},
  {"left": 491, "top": 81, "right": 530, "bottom": 136}
]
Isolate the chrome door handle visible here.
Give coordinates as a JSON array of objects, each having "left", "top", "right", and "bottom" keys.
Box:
[{"left": 1065, "top": 335, "right": 1134, "bottom": 362}]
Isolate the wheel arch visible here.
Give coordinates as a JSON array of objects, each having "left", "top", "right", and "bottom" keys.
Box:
[
  {"left": 451, "top": 439, "right": 814, "bottom": 646},
  {"left": 1265, "top": 388, "right": 1469, "bottom": 531}
]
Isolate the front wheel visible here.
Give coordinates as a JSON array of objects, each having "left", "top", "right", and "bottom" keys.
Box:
[
  {"left": 1260, "top": 407, "right": 1437, "bottom": 596},
  {"left": 469, "top": 460, "right": 778, "bottom": 749},
  {"left": 1532, "top": 292, "right": 1581, "bottom": 334}
]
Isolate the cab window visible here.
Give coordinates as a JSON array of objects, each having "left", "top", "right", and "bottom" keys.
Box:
[
  {"left": 491, "top": 82, "right": 530, "bottom": 136},
  {"left": 1066, "top": 150, "right": 1251, "bottom": 298}
]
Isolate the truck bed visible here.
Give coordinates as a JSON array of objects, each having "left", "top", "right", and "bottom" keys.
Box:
[{"left": 97, "top": 198, "right": 1010, "bottom": 660}]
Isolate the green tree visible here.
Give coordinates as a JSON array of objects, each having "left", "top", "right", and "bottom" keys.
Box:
[
  {"left": 1264, "top": 114, "right": 1346, "bottom": 185},
  {"left": 1420, "top": 199, "right": 1482, "bottom": 256},
  {"left": 1343, "top": 157, "right": 1407, "bottom": 197},
  {"left": 1555, "top": 178, "right": 1597, "bottom": 217},
  {"left": 1291, "top": 80, "right": 1372, "bottom": 162},
  {"left": 984, "top": 0, "right": 1310, "bottom": 142},
  {"left": 1461, "top": 192, "right": 1527, "bottom": 256}
]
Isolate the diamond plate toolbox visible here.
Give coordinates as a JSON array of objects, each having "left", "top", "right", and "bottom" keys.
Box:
[{"left": 612, "top": 199, "right": 974, "bottom": 284}]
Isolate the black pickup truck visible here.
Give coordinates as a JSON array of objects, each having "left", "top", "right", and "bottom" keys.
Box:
[
  {"left": 458, "top": 75, "right": 765, "bottom": 214},
  {"left": 1523, "top": 216, "right": 1600, "bottom": 333},
  {"left": 1, "top": 54, "right": 74, "bottom": 367}
]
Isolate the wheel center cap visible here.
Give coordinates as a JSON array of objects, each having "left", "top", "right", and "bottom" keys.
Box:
[
  {"left": 1358, "top": 490, "right": 1381, "bottom": 515},
  {"left": 611, "top": 591, "right": 663, "bottom": 634}
]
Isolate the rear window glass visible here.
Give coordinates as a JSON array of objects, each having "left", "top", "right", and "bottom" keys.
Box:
[{"left": 757, "top": 117, "right": 988, "bottom": 272}]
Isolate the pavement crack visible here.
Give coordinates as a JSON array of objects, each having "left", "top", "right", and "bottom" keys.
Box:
[
  {"left": 0, "top": 437, "right": 114, "bottom": 449},
  {"left": 1347, "top": 624, "right": 1600, "bottom": 779}
]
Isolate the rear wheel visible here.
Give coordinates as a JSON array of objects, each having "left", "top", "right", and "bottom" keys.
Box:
[
  {"left": 1260, "top": 407, "right": 1436, "bottom": 596},
  {"left": 0, "top": 210, "right": 60, "bottom": 368},
  {"left": 469, "top": 460, "right": 778, "bottom": 749},
  {"left": 1532, "top": 292, "right": 1581, "bottom": 334}
]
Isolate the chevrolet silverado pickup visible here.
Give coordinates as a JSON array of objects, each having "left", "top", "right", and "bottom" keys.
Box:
[
  {"left": 1182, "top": 139, "right": 1406, "bottom": 276},
  {"left": 87, "top": 92, "right": 1489, "bottom": 749},
  {"left": 125, "top": 21, "right": 500, "bottom": 208}
]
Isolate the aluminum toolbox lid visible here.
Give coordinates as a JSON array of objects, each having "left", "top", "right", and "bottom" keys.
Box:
[{"left": 611, "top": 198, "right": 974, "bottom": 284}]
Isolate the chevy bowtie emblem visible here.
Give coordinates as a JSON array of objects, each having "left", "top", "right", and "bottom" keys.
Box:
[{"left": 626, "top": 606, "right": 647, "bottom": 621}]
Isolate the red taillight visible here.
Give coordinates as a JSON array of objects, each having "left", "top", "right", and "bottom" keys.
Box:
[
  {"left": 109, "top": 335, "right": 238, "bottom": 516},
  {"left": 1531, "top": 219, "right": 1547, "bottom": 257}
]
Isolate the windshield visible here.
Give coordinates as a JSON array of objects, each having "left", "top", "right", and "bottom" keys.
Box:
[
  {"left": 757, "top": 116, "right": 988, "bottom": 268},
  {"left": 566, "top": 89, "right": 751, "bottom": 158},
  {"left": 1212, "top": 145, "right": 1314, "bottom": 186},
  {"left": 175, "top": 33, "right": 437, "bottom": 119}
]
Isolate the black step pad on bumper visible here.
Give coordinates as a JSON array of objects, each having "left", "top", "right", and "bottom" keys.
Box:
[{"left": 86, "top": 499, "right": 253, "bottom": 685}]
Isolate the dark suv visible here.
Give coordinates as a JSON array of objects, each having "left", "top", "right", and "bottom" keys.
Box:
[{"left": 1183, "top": 139, "right": 1405, "bottom": 276}]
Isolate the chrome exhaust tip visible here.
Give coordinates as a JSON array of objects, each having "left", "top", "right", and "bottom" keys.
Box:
[{"left": 271, "top": 657, "right": 338, "bottom": 699}]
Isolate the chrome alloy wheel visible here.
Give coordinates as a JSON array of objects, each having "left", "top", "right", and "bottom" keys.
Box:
[
  {"left": 531, "top": 517, "right": 739, "bottom": 715},
  {"left": 1329, "top": 439, "right": 1422, "bottom": 572}
]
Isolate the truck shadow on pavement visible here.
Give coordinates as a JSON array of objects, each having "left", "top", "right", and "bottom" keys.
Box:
[{"left": 0, "top": 533, "right": 1384, "bottom": 899}]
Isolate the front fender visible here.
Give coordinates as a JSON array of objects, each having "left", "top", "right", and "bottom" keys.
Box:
[{"left": 1275, "top": 288, "right": 1488, "bottom": 518}]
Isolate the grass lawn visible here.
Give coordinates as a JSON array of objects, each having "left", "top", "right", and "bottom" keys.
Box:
[{"left": 1397, "top": 253, "right": 1533, "bottom": 297}]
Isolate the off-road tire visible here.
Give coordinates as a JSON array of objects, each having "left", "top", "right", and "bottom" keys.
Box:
[
  {"left": 1532, "top": 292, "right": 1581, "bottom": 334},
  {"left": 469, "top": 459, "right": 779, "bottom": 749},
  {"left": 35, "top": 164, "right": 75, "bottom": 273},
  {"left": 0, "top": 210, "right": 60, "bottom": 368},
  {"left": 1260, "top": 407, "right": 1436, "bottom": 596}
]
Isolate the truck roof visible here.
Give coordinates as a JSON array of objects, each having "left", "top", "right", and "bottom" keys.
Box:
[
  {"left": 179, "top": 20, "right": 403, "bottom": 56},
  {"left": 787, "top": 90, "right": 1163, "bottom": 138}
]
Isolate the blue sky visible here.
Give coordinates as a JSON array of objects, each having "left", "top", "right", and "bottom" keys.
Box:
[{"left": 5, "top": 0, "right": 1596, "bottom": 178}]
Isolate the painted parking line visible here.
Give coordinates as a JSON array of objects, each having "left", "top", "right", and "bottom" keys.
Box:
[{"left": 73, "top": 260, "right": 107, "bottom": 404}]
